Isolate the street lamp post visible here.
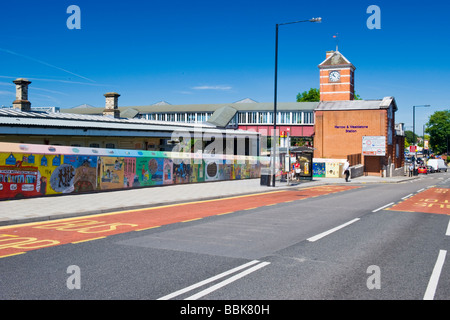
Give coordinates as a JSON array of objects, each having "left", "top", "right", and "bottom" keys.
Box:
[
  {"left": 271, "top": 17, "right": 321, "bottom": 187},
  {"left": 412, "top": 105, "right": 430, "bottom": 171}
]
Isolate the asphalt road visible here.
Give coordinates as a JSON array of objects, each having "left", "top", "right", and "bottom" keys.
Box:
[{"left": 0, "top": 172, "right": 449, "bottom": 307}]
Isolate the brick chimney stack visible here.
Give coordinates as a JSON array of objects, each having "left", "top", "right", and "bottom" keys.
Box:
[
  {"left": 103, "top": 92, "right": 120, "bottom": 118},
  {"left": 12, "top": 78, "right": 31, "bottom": 111}
]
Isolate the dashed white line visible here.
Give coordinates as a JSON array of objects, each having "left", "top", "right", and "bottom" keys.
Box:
[
  {"left": 157, "top": 260, "right": 262, "bottom": 300},
  {"left": 401, "top": 194, "right": 413, "bottom": 200},
  {"left": 372, "top": 202, "right": 395, "bottom": 213},
  {"left": 184, "top": 261, "right": 271, "bottom": 300},
  {"left": 423, "top": 250, "right": 447, "bottom": 300},
  {"left": 307, "top": 218, "right": 360, "bottom": 242},
  {"left": 446, "top": 219, "right": 450, "bottom": 237}
]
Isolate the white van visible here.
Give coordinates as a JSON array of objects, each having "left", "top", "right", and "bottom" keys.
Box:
[{"left": 427, "top": 159, "right": 448, "bottom": 172}]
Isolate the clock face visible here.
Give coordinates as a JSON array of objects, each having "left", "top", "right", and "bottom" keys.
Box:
[{"left": 329, "top": 70, "right": 340, "bottom": 82}]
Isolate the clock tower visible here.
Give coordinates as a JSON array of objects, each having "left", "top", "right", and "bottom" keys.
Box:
[{"left": 318, "top": 50, "right": 355, "bottom": 101}]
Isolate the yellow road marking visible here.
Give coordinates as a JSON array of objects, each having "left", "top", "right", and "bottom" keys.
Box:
[
  {"left": 182, "top": 218, "right": 202, "bottom": 223},
  {"left": 0, "top": 252, "right": 25, "bottom": 259},
  {"left": 0, "top": 190, "right": 286, "bottom": 230},
  {"left": 135, "top": 226, "right": 161, "bottom": 231},
  {"left": 72, "top": 236, "right": 106, "bottom": 244},
  {"left": 217, "top": 212, "right": 234, "bottom": 215}
]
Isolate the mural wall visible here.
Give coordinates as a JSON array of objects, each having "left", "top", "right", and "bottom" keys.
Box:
[
  {"left": 312, "top": 158, "right": 345, "bottom": 178},
  {"left": 0, "top": 142, "right": 261, "bottom": 201}
]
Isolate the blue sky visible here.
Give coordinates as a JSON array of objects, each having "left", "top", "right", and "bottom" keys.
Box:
[{"left": 0, "top": 0, "right": 449, "bottom": 133}]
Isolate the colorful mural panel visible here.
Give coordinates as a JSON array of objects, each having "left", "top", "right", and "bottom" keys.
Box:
[
  {"left": 0, "top": 142, "right": 262, "bottom": 201},
  {"left": 99, "top": 157, "right": 125, "bottom": 190},
  {"left": 313, "top": 163, "right": 326, "bottom": 177}
]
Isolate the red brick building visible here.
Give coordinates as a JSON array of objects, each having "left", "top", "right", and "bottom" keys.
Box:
[
  {"left": 314, "top": 51, "right": 405, "bottom": 177},
  {"left": 319, "top": 51, "right": 355, "bottom": 101}
]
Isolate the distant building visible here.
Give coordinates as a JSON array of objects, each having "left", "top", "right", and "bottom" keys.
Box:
[
  {"left": 0, "top": 78, "right": 260, "bottom": 155},
  {"left": 64, "top": 100, "right": 318, "bottom": 142}
]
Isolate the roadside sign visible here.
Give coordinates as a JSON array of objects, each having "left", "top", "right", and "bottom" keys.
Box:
[{"left": 362, "top": 136, "right": 386, "bottom": 156}]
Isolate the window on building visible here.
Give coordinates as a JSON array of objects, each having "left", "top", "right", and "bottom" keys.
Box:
[
  {"left": 292, "top": 112, "right": 302, "bottom": 124},
  {"left": 304, "top": 112, "right": 314, "bottom": 124},
  {"left": 268, "top": 112, "right": 274, "bottom": 124},
  {"left": 259, "top": 112, "right": 268, "bottom": 124},
  {"left": 279, "top": 112, "right": 290, "bottom": 124},
  {"left": 248, "top": 112, "right": 257, "bottom": 124},
  {"left": 105, "top": 143, "right": 115, "bottom": 149},
  {"left": 89, "top": 143, "right": 100, "bottom": 148},
  {"left": 166, "top": 113, "right": 175, "bottom": 122},
  {"left": 177, "top": 113, "right": 186, "bottom": 122},
  {"left": 187, "top": 113, "right": 196, "bottom": 123},
  {"left": 285, "top": 112, "right": 291, "bottom": 124},
  {"left": 238, "top": 112, "right": 247, "bottom": 124},
  {"left": 197, "top": 113, "right": 207, "bottom": 122}
]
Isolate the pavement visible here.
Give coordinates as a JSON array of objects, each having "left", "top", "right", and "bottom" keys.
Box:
[{"left": 0, "top": 174, "right": 418, "bottom": 226}]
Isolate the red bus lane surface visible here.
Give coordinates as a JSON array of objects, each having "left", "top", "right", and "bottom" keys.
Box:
[
  {"left": 0, "top": 185, "right": 359, "bottom": 258},
  {"left": 387, "top": 188, "right": 450, "bottom": 215}
]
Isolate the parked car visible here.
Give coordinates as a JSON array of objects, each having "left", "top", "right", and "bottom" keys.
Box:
[
  {"left": 417, "top": 166, "right": 427, "bottom": 174},
  {"left": 427, "top": 159, "right": 448, "bottom": 172}
]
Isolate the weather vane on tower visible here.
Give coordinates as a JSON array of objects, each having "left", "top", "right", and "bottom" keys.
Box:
[{"left": 333, "top": 33, "right": 339, "bottom": 51}]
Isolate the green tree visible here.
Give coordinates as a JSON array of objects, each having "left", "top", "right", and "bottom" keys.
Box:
[
  {"left": 296, "top": 88, "right": 320, "bottom": 102},
  {"left": 404, "top": 130, "right": 415, "bottom": 145},
  {"left": 296, "top": 88, "right": 362, "bottom": 102},
  {"left": 425, "top": 110, "right": 450, "bottom": 154}
]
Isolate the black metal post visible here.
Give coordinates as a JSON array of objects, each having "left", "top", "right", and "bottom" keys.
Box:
[
  {"left": 272, "top": 24, "right": 279, "bottom": 187},
  {"left": 270, "top": 18, "right": 321, "bottom": 187}
]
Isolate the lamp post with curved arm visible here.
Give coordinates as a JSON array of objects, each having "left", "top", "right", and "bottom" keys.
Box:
[{"left": 271, "top": 17, "right": 322, "bottom": 187}]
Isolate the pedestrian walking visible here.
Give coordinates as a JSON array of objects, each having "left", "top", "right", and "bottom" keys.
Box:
[
  {"left": 294, "top": 160, "right": 301, "bottom": 181},
  {"left": 409, "top": 163, "right": 414, "bottom": 177},
  {"left": 343, "top": 160, "right": 350, "bottom": 182}
]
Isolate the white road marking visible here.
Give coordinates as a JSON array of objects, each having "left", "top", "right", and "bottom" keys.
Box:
[
  {"left": 372, "top": 202, "right": 395, "bottom": 213},
  {"left": 401, "top": 194, "right": 413, "bottom": 200},
  {"left": 307, "top": 218, "right": 360, "bottom": 242},
  {"left": 185, "top": 262, "right": 271, "bottom": 300},
  {"left": 423, "top": 250, "right": 447, "bottom": 300},
  {"left": 446, "top": 219, "right": 450, "bottom": 237},
  {"left": 157, "top": 260, "right": 260, "bottom": 300}
]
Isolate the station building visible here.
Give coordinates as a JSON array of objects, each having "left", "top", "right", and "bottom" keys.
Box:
[
  {"left": 0, "top": 49, "right": 405, "bottom": 177},
  {"left": 63, "top": 99, "right": 318, "bottom": 147},
  {"left": 314, "top": 50, "right": 405, "bottom": 177},
  {"left": 0, "top": 79, "right": 260, "bottom": 156}
]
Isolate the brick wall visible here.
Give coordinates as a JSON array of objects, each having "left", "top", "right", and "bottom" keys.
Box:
[{"left": 314, "top": 109, "right": 389, "bottom": 176}]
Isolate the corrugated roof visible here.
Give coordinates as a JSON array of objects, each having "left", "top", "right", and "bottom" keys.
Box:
[
  {"left": 0, "top": 108, "right": 259, "bottom": 136},
  {"left": 206, "top": 106, "right": 237, "bottom": 127},
  {"left": 316, "top": 97, "right": 397, "bottom": 111},
  {"left": 61, "top": 102, "right": 319, "bottom": 115}
]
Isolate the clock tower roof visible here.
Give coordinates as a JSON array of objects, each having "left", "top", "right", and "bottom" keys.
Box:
[{"left": 318, "top": 50, "right": 355, "bottom": 70}]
